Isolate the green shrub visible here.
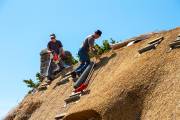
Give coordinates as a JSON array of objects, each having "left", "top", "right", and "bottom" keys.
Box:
[
  {"left": 95, "top": 44, "right": 104, "bottom": 55},
  {"left": 63, "top": 55, "right": 78, "bottom": 65},
  {"left": 71, "top": 57, "right": 78, "bottom": 65},
  {"left": 23, "top": 72, "right": 41, "bottom": 89},
  {"left": 102, "top": 40, "right": 111, "bottom": 52},
  {"left": 110, "top": 38, "right": 118, "bottom": 44},
  {"left": 89, "top": 40, "right": 112, "bottom": 58},
  {"left": 23, "top": 79, "right": 38, "bottom": 88}
]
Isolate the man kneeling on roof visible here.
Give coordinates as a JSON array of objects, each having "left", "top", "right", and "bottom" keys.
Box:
[
  {"left": 47, "top": 33, "right": 67, "bottom": 79},
  {"left": 71, "top": 30, "right": 102, "bottom": 78}
]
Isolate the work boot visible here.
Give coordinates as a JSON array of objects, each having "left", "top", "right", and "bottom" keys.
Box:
[{"left": 72, "top": 77, "right": 78, "bottom": 82}]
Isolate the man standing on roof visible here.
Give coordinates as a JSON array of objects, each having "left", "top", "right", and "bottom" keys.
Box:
[
  {"left": 47, "top": 33, "right": 65, "bottom": 74},
  {"left": 72, "top": 30, "right": 102, "bottom": 78}
]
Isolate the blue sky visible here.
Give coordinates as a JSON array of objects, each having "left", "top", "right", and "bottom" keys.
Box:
[{"left": 0, "top": 0, "right": 179, "bottom": 119}]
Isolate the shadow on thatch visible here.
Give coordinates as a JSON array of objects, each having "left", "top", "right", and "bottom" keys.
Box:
[{"left": 63, "top": 110, "right": 102, "bottom": 120}]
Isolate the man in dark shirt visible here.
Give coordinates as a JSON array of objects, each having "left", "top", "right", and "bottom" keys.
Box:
[{"left": 73, "top": 30, "right": 102, "bottom": 77}]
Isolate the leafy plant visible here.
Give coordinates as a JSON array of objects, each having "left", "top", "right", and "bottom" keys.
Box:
[
  {"left": 102, "top": 40, "right": 111, "bottom": 52},
  {"left": 94, "top": 44, "right": 104, "bottom": 55},
  {"left": 62, "top": 51, "right": 78, "bottom": 65},
  {"left": 36, "top": 72, "right": 42, "bottom": 82},
  {"left": 23, "top": 79, "right": 38, "bottom": 88},
  {"left": 89, "top": 40, "right": 112, "bottom": 58},
  {"left": 110, "top": 38, "right": 117, "bottom": 44},
  {"left": 23, "top": 72, "right": 41, "bottom": 89},
  {"left": 71, "top": 57, "right": 78, "bottom": 65},
  {"left": 64, "top": 55, "right": 78, "bottom": 65}
]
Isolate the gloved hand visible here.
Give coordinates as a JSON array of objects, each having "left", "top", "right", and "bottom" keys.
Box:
[{"left": 91, "top": 48, "right": 97, "bottom": 55}]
